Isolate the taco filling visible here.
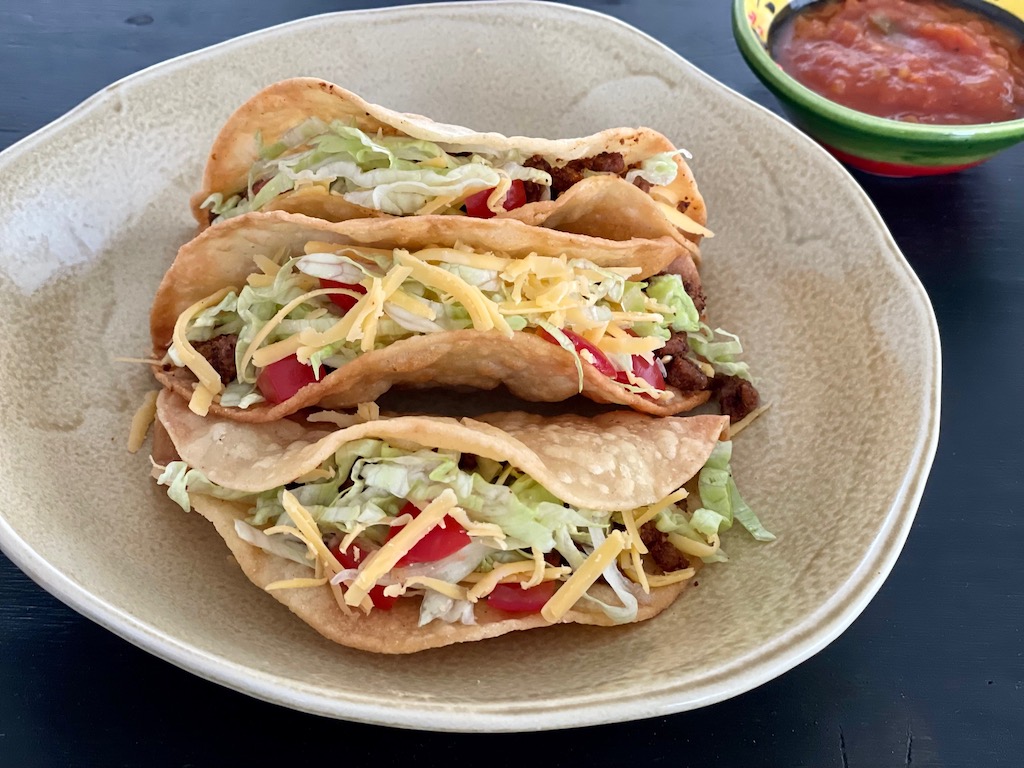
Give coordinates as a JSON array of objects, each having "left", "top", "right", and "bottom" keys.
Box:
[
  {"left": 162, "top": 239, "right": 756, "bottom": 418},
  {"left": 155, "top": 429, "right": 772, "bottom": 629},
  {"left": 200, "top": 119, "right": 694, "bottom": 227}
]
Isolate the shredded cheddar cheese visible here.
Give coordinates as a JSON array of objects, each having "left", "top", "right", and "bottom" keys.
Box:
[
  {"left": 634, "top": 488, "right": 689, "bottom": 528},
  {"left": 265, "top": 576, "right": 329, "bottom": 591},
  {"left": 541, "top": 530, "right": 627, "bottom": 623},
  {"left": 127, "top": 390, "right": 159, "bottom": 453},
  {"left": 654, "top": 200, "right": 715, "bottom": 238},
  {"left": 467, "top": 562, "right": 539, "bottom": 600},
  {"left": 239, "top": 287, "right": 360, "bottom": 377},
  {"left": 402, "top": 577, "right": 470, "bottom": 602},
  {"left": 344, "top": 490, "right": 459, "bottom": 607},
  {"left": 172, "top": 288, "right": 232, "bottom": 414},
  {"left": 668, "top": 532, "right": 721, "bottom": 559},
  {"left": 460, "top": 566, "right": 569, "bottom": 585}
]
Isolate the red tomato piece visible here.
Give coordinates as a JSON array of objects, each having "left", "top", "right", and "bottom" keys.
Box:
[
  {"left": 255, "top": 354, "right": 320, "bottom": 403},
  {"left": 502, "top": 178, "right": 527, "bottom": 210},
  {"left": 388, "top": 501, "right": 471, "bottom": 566},
  {"left": 320, "top": 278, "right": 367, "bottom": 312},
  {"left": 464, "top": 180, "right": 527, "bottom": 218},
  {"left": 537, "top": 327, "right": 617, "bottom": 378},
  {"left": 485, "top": 581, "right": 559, "bottom": 613},
  {"left": 614, "top": 353, "right": 667, "bottom": 391},
  {"left": 329, "top": 541, "right": 397, "bottom": 611}
]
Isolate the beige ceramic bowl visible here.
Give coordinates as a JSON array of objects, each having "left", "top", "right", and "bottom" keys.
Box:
[{"left": 0, "top": 2, "right": 939, "bottom": 731}]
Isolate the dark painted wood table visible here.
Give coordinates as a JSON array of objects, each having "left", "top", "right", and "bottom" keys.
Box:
[{"left": 1, "top": 2, "right": 1020, "bottom": 766}]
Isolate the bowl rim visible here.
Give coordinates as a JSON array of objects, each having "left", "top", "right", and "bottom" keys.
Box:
[{"left": 731, "top": 0, "right": 1024, "bottom": 142}]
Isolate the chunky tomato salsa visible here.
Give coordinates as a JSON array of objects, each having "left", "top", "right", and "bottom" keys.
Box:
[{"left": 772, "top": 0, "right": 1024, "bottom": 124}]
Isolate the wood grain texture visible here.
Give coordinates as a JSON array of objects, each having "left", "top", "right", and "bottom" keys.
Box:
[{"left": 1, "top": 1, "right": 1021, "bottom": 765}]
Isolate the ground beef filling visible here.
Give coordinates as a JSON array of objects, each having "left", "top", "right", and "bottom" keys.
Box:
[
  {"left": 210, "top": 179, "right": 268, "bottom": 225},
  {"left": 523, "top": 152, "right": 628, "bottom": 200},
  {"left": 191, "top": 334, "right": 238, "bottom": 384},
  {"left": 661, "top": 334, "right": 711, "bottom": 393},
  {"left": 660, "top": 334, "right": 761, "bottom": 422},
  {"left": 639, "top": 521, "right": 690, "bottom": 573},
  {"left": 717, "top": 375, "right": 760, "bottom": 423}
]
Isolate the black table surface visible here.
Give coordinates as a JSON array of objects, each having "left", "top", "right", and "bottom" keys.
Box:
[{"left": 1, "top": 2, "right": 1020, "bottom": 766}]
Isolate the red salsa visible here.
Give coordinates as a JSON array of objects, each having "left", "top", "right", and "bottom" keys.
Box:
[{"left": 772, "top": 0, "right": 1024, "bottom": 124}]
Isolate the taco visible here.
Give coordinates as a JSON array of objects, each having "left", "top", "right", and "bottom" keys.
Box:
[
  {"left": 152, "top": 390, "right": 772, "bottom": 653},
  {"left": 192, "top": 77, "right": 710, "bottom": 249},
  {"left": 151, "top": 210, "right": 758, "bottom": 422}
]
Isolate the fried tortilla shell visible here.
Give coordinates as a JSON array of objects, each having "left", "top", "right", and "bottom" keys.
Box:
[
  {"left": 155, "top": 391, "right": 728, "bottom": 652},
  {"left": 156, "top": 389, "right": 729, "bottom": 509},
  {"left": 151, "top": 210, "right": 710, "bottom": 421},
  {"left": 191, "top": 77, "right": 707, "bottom": 249}
]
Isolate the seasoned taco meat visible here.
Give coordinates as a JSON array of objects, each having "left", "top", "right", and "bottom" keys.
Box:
[
  {"left": 718, "top": 375, "right": 760, "bottom": 423},
  {"left": 627, "top": 162, "right": 652, "bottom": 194},
  {"left": 524, "top": 152, "right": 626, "bottom": 196},
  {"left": 660, "top": 334, "right": 690, "bottom": 362},
  {"left": 192, "top": 334, "right": 238, "bottom": 384},
  {"left": 666, "top": 355, "right": 711, "bottom": 393},
  {"left": 640, "top": 521, "right": 690, "bottom": 573},
  {"left": 661, "top": 335, "right": 710, "bottom": 392},
  {"left": 633, "top": 177, "right": 652, "bottom": 194}
]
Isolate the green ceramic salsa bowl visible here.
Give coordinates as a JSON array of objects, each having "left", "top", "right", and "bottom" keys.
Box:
[{"left": 732, "top": 0, "right": 1024, "bottom": 175}]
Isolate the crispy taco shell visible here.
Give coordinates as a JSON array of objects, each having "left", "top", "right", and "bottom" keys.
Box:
[
  {"left": 152, "top": 210, "right": 710, "bottom": 421},
  {"left": 156, "top": 391, "right": 727, "bottom": 652},
  {"left": 191, "top": 77, "right": 706, "bottom": 251}
]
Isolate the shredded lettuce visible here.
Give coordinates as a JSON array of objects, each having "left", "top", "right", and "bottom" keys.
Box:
[
  {"left": 204, "top": 121, "right": 553, "bottom": 220},
  {"left": 155, "top": 461, "right": 256, "bottom": 512},
  {"left": 620, "top": 281, "right": 649, "bottom": 313},
  {"left": 623, "top": 151, "right": 680, "bottom": 188},
  {"left": 647, "top": 274, "right": 700, "bottom": 333},
  {"left": 233, "top": 519, "right": 312, "bottom": 566},
  {"left": 686, "top": 324, "right": 753, "bottom": 381},
  {"left": 696, "top": 441, "right": 774, "bottom": 541},
  {"left": 218, "top": 381, "right": 265, "bottom": 409},
  {"left": 578, "top": 526, "right": 639, "bottom": 623}
]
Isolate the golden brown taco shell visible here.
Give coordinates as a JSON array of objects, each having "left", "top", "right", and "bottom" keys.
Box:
[
  {"left": 155, "top": 391, "right": 727, "bottom": 652},
  {"left": 152, "top": 210, "right": 709, "bottom": 421},
  {"left": 191, "top": 77, "right": 706, "bottom": 252}
]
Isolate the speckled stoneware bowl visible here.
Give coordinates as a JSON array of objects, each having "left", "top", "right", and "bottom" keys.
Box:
[
  {"left": 0, "top": 1, "right": 939, "bottom": 731},
  {"left": 734, "top": 0, "right": 1024, "bottom": 176}
]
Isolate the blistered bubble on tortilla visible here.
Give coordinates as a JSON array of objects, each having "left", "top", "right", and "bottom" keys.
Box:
[
  {"left": 190, "top": 77, "right": 707, "bottom": 245},
  {"left": 151, "top": 210, "right": 707, "bottom": 420},
  {"left": 190, "top": 495, "right": 686, "bottom": 654},
  {"left": 156, "top": 389, "right": 728, "bottom": 510}
]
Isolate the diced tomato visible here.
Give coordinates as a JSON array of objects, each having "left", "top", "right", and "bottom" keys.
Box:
[
  {"left": 502, "top": 179, "right": 527, "bottom": 210},
  {"left": 464, "top": 180, "right": 527, "bottom": 218},
  {"left": 255, "top": 354, "right": 319, "bottom": 403},
  {"left": 329, "top": 541, "right": 397, "bottom": 611},
  {"left": 485, "top": 581, "right": 559, "bottom": 613},
  {"left": 537, "top": 327, "right": 616, "bottom": 378},
  {"left": 615, "top": 353, "right": 666, "bottom": 391},
  {"left": 320, "top": 278, "right": 367, "bottom": 312},
  {"left": 387, "top": 501, "right": 470, "bottom": 566}
]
